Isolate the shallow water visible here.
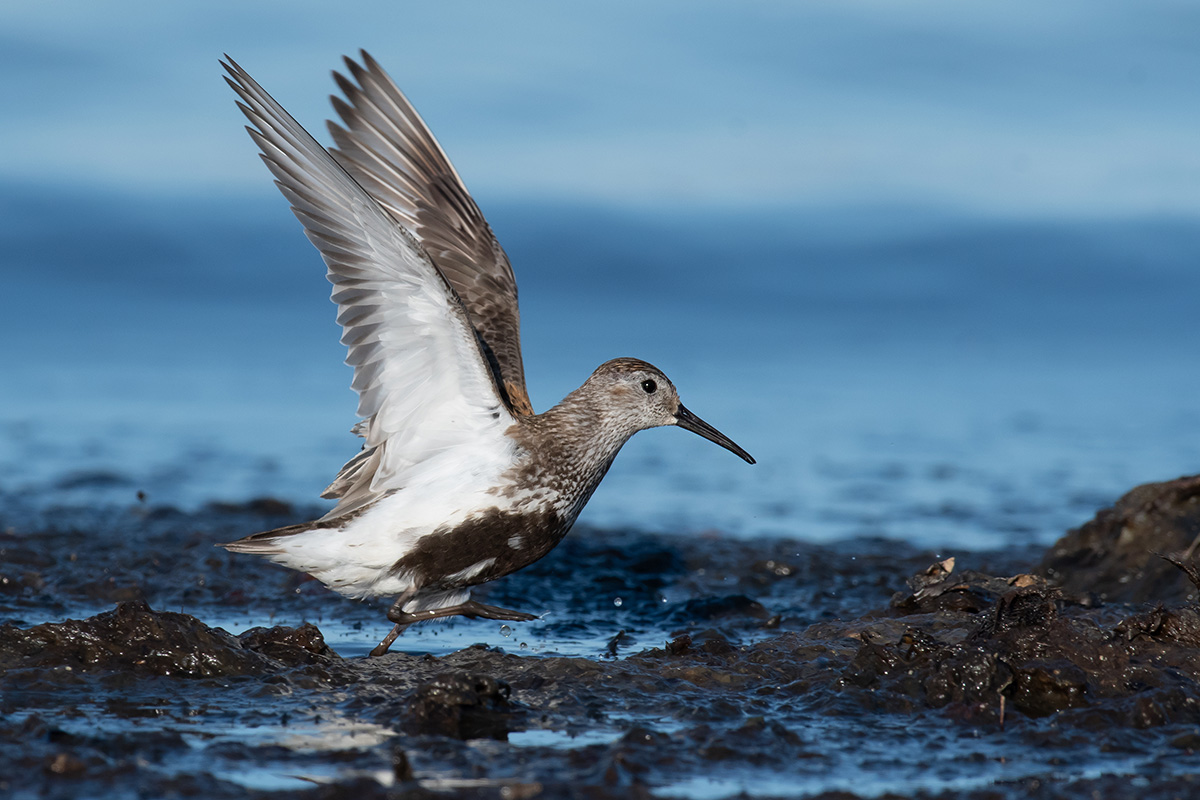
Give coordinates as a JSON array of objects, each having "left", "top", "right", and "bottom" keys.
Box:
[{"left": 4, "top": 500, "right": 1200, "bottom": 799}]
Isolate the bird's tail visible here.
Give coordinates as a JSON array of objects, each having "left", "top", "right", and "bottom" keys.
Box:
[{"left": 218, "top": 519, "right": 331, "bottom": 555}]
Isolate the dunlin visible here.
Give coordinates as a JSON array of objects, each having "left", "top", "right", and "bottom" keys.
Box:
[{"left": 220, "top": 52, "right": 755, "bottom": 656}]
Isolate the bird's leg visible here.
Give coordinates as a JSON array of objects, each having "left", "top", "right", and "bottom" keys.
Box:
[
  {"left": 387, "top": 598, "right": 539, "bottom": 626},
  {"left": 384, "top": 587, "right": 419, "bottom": 623},
  {"left": 369, "top": 589, "right": 418, "bottom": 657},
  {"left": 370, "top": 622, "right": 410, "bottom": 658},
  {"left": 371, "top": 591, "right": 537, "bottom": 656}
]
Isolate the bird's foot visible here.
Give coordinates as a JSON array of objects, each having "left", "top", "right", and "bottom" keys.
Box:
[
  {"left": 386, "top": 599, "right": 538, "bottom": 626},
  {"left": 369, "top": 621, "right": 409, "bottom": 657},
  {"left": 372, "top": 595, "right": 537, "bottom": 656},
  {"left": 458, "top": 600, "right": 538, "bottom": 622}
]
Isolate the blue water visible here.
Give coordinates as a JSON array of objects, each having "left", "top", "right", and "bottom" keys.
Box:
[
  {"left": 3, "top": 1, "right": 1200, "bottom": 551},
  {"left": 5, "top": 188, "right": 1199, "bottom": 549}
]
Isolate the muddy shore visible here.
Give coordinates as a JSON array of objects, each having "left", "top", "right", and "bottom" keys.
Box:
[{"left": 3, "top": 477, "right": 1200, "bottom": 799}]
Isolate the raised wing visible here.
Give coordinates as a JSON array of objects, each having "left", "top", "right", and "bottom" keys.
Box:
[
  {"left": 325, "top": 50, "right": 533, "bottom": 416},
  {"left": 223, "top": 57, "right": 518, "bottom": 518}
]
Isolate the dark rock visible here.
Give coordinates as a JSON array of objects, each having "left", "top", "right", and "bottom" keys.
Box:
[
  {"left": 401, "top": 672, "right": 519, "bottom": 740},
  {"left": 238, "top": 622, "right": 338, "bottom": 662},
  {"left": 1038, "top": 474, "right": 1200, "bottom": 603},
  {"left": 0, "top": 601, "right": 333, "bottom": 677},
  {"left": 972, "top": 587, "right": 1059, "bottom": 639},
  {"left": 1010, "top": 659, "right": 1089, "bottom": 717},
  {"left": 832, "top": 556, "right": 1200, "bottom": 728},
  {"left": 670, "top": 594, "right": 770, "bottom": 622},
  {"left": 891, "top": 556, "right": 1054, "bottom": 616},
  {"left": 664, "top": 633, "right": 692, "bottom": 655},
  {"left": 691, "top": 717, "right": 809, "bottom": 765},
  {"left": 692, "top": 628, "right": 737, "bottom": 656},
  {"left": 1115, "top": 605, "right": 1200, "bottom": 648},
  {"left": 923, "top": 646, "right": 1011, "bottom": 716}
]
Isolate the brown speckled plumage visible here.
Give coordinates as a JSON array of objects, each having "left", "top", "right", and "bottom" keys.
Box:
[{"left": 391, "top": 507, "right": 566, "bottom": 591}]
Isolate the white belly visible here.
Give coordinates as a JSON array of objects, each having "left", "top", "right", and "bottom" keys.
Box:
[{"left": 261, "top": 451, "right": 520, "bottom": 599}]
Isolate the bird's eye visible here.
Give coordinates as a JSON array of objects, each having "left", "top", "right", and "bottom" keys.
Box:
[{"left": 641, "top": 379, "right": 657, "bottom": 394}]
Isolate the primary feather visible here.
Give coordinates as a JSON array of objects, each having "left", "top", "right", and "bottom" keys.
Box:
[
  {"left": 327, "top": 50, "right": 532, "bottom": 417},
  {"left": 223, "top": 57, "right": 517, "bottom": 521}
]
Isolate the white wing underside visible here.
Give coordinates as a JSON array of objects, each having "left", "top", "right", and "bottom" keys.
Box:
[
  {"left": 326, "top": 51, "right": 532, "bottom": 417},
  {"left": 223, "top": 59, "right": 517, "bottom": 518}
]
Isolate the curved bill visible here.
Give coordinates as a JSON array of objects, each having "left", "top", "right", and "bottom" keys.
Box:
[{"left": 674, "top": 404, "right": 756, "bottom": 464}]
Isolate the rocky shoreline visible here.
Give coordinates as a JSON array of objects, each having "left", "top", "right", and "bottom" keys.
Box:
[{"left": 3, "top": 477, "right": 1200, "bottom": 798}]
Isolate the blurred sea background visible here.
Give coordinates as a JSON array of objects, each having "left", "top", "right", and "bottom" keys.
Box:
[{"left": 3, "top": 0, "right": 1199, "bottom": 551}]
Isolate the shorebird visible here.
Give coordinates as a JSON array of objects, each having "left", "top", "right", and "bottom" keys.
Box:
[{"left": 220, "top": 52, "right": 755, "bottom": 656}]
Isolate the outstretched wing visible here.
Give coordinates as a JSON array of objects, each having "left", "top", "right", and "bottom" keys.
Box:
[
  {"left": 325, "top": 50, "right": 533, "bottom": 416},
  {"left": 223, "top": 57, "right": 518, "bottom": 518}
]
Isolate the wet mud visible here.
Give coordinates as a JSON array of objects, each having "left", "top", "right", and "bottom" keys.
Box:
[{"left": 3, "top": 478, "right": 1200, "bottom": 798}]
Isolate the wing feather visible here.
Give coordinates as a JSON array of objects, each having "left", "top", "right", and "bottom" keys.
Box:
[
  {"left": 326, "top": 50, "right": 533, "bottom": 416},
  {"left": 223, "top": 57, "right": 517, "bottom": 518}
]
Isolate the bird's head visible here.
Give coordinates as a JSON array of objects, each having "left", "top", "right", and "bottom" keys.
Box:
[{"left": 585, "top": 358, "right": 755, "bottom": 464}]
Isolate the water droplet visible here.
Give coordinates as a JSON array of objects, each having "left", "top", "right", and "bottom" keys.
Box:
[
  {"left": 519, "top": 642, "right": 528, "bottom": 650},
  {"left": 613, "top": 597, "right": 624, "bottom": 608},
  {"left": 499, "top": 624, "right": 512, "bottom": 637}
]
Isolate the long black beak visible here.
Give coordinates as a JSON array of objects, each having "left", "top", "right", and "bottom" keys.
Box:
[{"left": 674, "top": 404, "right": 756, "bottom": 464}]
